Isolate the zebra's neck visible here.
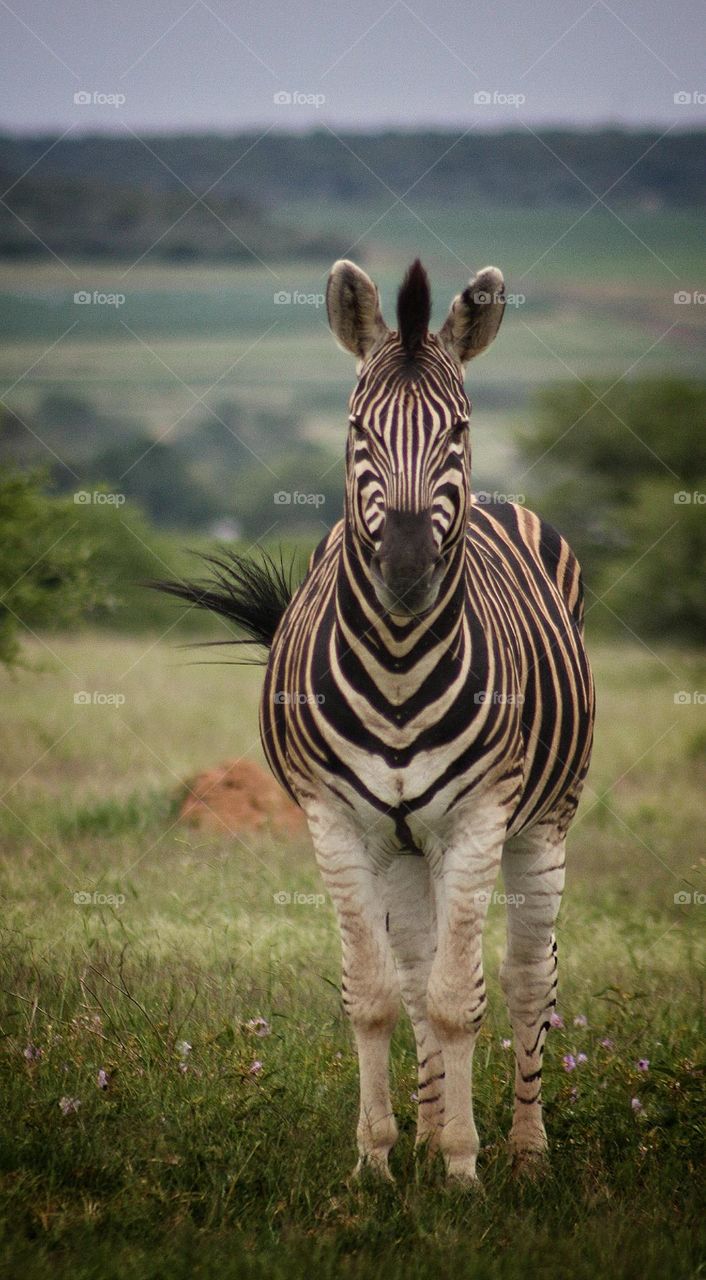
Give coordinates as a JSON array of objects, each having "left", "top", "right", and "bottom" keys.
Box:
[{"left": 335, "top": 521, "right": 468, "bottom": 669}]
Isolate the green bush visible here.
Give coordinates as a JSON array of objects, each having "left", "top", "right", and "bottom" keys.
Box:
[
  {"left": 602, "top": 477, "right": 706, "bottom": 644},
  {"left": 520, "top": 379, "right": 706, "bottom": 643},
  {"left": 0, "top": 471, "right": 253, "bottom": 660},
  {"left": 0, "top": 470, "right": 98, "bottom": 666}
]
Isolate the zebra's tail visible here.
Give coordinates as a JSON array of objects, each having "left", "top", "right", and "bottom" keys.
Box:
[{"left": 147, "top": 549, "right": 298, "bottom": 655}]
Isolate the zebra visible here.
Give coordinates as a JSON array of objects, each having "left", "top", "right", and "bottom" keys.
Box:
[{"left": 156, "top": 258, "right": 594, "bottom": 1184}]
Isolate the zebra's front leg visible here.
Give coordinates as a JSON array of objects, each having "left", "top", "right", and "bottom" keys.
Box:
[
  {"left": 307, "top": 804, "right": 400, "bottom": 1180},
  {"left": 385, "top": 856, "right": 445, "bottom": 1153},
  {"left": 426, "top": 813, "right": 506, "bottom": 1182},
  {"left": 499, "top": 824, "right": 566, "bottom": 1169}
]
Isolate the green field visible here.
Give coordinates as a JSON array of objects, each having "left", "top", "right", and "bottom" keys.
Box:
[
  {"left": 1, "top": 634, "right": 704, "bottom": 1278},
  {"left": 2, "top": 203, "right": 705, "bottom": 491}
]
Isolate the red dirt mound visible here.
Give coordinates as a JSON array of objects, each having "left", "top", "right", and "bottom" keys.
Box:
[{"left": 178, "top": 759, "right": 305, "bottom": 837}]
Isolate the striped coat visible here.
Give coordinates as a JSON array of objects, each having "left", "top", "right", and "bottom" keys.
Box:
[{"left": 157, "top": 258, "right": 595, "bottom": 1184}]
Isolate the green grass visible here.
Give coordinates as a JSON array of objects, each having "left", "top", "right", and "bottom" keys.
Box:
[{"left": 1, "top": 634, "right": 705, "bottom": 1278}]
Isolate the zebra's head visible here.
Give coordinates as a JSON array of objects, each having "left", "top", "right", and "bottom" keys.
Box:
[{"left": 326, "top": 258, "right": 505, "bottom": 618}]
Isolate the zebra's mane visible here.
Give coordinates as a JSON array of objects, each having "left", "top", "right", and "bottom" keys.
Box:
[{"left": 396, "top": 259, "right": 431, "bottom": 359}]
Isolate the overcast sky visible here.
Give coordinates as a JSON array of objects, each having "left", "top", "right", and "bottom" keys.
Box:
[{"left": 1, "top": 0, "right": 705, "bottom": 133}]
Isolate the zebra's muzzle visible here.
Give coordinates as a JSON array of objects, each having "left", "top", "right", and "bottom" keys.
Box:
[{"left": 372, "top": 508, "right": 444, "bottom": 618}]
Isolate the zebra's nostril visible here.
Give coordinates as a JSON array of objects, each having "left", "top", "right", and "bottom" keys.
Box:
[{"left": 376, "top": 557, "right": 434, "bottom": 589}]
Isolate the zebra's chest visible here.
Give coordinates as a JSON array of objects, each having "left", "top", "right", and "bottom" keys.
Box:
[
  {"left": 300, "top": 681, "right": 519, "bottom": 814},
  {"left": 267, "top": 627, "right": 519, "bottom": 794}
]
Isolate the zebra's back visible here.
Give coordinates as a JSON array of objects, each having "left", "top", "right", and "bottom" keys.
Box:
[{"left": 468, "top": 500, "right": 594, "bottom": 836}]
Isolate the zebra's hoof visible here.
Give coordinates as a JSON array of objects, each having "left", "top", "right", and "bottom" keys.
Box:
[
  {"left": 351, "top": 1155, "right": 395, "bottom": 1185},
  {"left": 445, "top": 1156, "right": 481, "bottom": 1187},
  {"left": 510, "top": 1147, "right": 548, "bottom": 1179}
]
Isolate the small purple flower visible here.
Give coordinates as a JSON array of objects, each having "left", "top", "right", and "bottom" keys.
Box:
[
  {"left": 600, "top": 1038, "right": 614, "bottom": 1049},
  {"left": 249, "top": 1060, "right": 263, "bottom": 1076},
  {"left": 631, "top": 1097, "right": 643, "bottom": 1112},
  {"left": 549, "top": 1011, "right": 563, "bottom": 1028},
  {"left": 576, "top": 1052, "right": 588, "bottom": 1065},
  {"left": 637, "top": 1058, "right": 650, "bottom": 1072},
  {"left": 97, "top": 1068, "right": 109, "bottom": 1091},
  {"left": 573, "top": 1014, "right": 588, "bottom": 1027},
  {"left": 410, "top": 1091, "right": 419, "bottom": 1103},
  {"left": 562, "top": 1054, "right": 576, "bottom": 1072},
  {"left": 59, "top": 1096, "right": 81, "bottom": 1116},
  {"left": 178, "top": 1062, "right": 188, "bottom": 1075},
  {"left": 175, "top": 1040, "right": 191, "bottom": 1059},
  {"left": 23, "top": 1044, "right": 41, "bottom": 1062},
  {"left": 501, "top": 1038, "right": 512, "bottom": 1050},
  {"left": 569, "top": 1086, "right": 579, "bottom": 1103},
  {"left": 245, "top": 1017, "right": 271, "bottom": 1038}
]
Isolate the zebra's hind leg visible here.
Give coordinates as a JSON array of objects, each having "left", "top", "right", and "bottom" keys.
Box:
[
  {"left": 385, "top": 856, "right": 445, "bottom": 1155},
  {"left": 306, "top": 803, "right": 400, "bottom": 1181},
  {"left": 499, "top": 823, "right": 566, "bottom": 1170}
]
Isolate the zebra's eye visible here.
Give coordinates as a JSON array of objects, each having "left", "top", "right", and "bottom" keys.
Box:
[
  {"left": 349, "top": 417, "right": 367, "bottom": 439},
  {"left": 450, "top": 420, "right": 469, "bottom": 440}
]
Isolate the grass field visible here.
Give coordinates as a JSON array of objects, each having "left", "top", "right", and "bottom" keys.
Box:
[{"left": 1, "top": 633, "right": 704, "bottom": 1278}]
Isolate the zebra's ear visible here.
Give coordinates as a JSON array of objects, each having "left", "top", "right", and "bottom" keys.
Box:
[
  {"left": 326, "top": 259, "right": 389, "bottom": 360},
  {"left": 438, "top": 267, "right": 505, "bottom": 365}
]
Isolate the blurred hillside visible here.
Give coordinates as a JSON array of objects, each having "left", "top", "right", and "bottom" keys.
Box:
[
  {"left": 0, "top": 167, "right": 338, "bottom": 264},
  {"left": 0, "top": 131, "right": 704, "bottom": 242}
]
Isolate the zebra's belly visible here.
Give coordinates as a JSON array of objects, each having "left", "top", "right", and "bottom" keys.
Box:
[{"left": 287, "top": 755, "right": 521, "bottom": 860}]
